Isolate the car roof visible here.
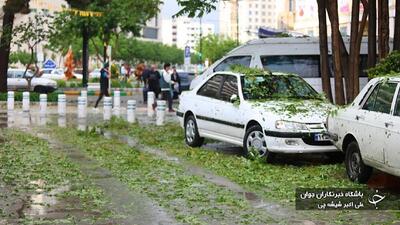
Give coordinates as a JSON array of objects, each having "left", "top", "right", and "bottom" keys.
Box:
[
  {"left": 370, "top": 75, "right": 400, "bottom": 83},
  {"left": 214, "top": 71, "right": 299, "bottom": 77}
]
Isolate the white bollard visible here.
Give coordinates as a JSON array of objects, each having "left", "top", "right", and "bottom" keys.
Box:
[
  {"left": 113, "top": 90, "right": 120, "bottom": 109},
  {"left": 39, "top": 94, "right": 47, "bottom": 116},
  {"left": 22, "top": 92, "right": 30, "bottom": 112},
  {"left": 103, "top": 97, "right": 112, "bottom": 121},
  {"left": 127, "top": 100, "right": 136, "bottom": 123},
  {"left": 77, "top": 96, "right": 87, "bottom": 118},
  {"left": 81, "top": 90, "right": 88, "bottom": 107},
  {"left": 7, "top": 91, "right": 14, "bottom": 111},
  {"left": 58, "top": 94, "right": 67, "bottom": 116},
  {"left": 156, "top": 100, "right": 166, "bottom": 126},
  {"left": 147, "top": 91, "right": 155, "bottom": 117}
]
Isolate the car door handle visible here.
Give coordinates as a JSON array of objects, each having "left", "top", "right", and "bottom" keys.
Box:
[
  {"left": 385, "top": 122, "right": 394, "bottom": 128},
  {"left": 355, "top": 115, "right": 365, "bottom": 120}
]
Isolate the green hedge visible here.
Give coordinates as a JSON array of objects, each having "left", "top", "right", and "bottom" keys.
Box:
[
  {"left": 368, "top": 51, "right": 400, "bottom": 78},
  {"left": 0, "top": 92, "right": 60, "bottom": 102}
]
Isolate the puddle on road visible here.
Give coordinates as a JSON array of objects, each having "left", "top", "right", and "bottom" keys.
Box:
[{"left": 24, "top": 180, "right": 70, "bottom": 217}]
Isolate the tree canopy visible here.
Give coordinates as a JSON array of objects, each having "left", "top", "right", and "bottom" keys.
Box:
[{"left": 195, "top": 34, "right": 238, "bottom": 64}]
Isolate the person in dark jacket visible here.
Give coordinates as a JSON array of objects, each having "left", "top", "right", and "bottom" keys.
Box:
[
  {"left": 94, "top": 61, "right": 110, "bottom": 108},
  {"left": 171, "top": 66, "right": 181, "bottom": 99}
]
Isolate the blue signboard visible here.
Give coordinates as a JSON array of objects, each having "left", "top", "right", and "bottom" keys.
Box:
[
  {"left": 43, "top": 59, "right": 57, "bottom": 69},
  {"left": 184, "top": 46, "right": 191, "bottom": 58}
]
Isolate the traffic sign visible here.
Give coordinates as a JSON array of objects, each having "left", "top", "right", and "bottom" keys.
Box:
[{"left": 43, "top": 59, "right": 57, "bottom": 69}]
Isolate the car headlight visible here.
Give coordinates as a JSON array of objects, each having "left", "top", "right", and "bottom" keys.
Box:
[{"left": 275, "top": 120, "right": 309, "bottom": 132}]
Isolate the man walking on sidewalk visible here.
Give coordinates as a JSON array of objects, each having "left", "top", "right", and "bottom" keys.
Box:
[
  {"left": 94, "top": 61, "right": 111, "bottom": 108},
  {"left": 159, "top": 63, "right": 175, "bottom": 112}
]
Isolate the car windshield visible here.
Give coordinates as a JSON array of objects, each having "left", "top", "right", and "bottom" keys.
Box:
[{"left": 241, "top": 74, "right": 320, "bottom": 100}]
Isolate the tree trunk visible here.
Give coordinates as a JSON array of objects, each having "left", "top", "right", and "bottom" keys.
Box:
[
  {"left": 82, "top": 26, "right": 89, "bottom": 88},
  {"left": 0, "top": 12, "right": 15, "bottom": 93},
  {"left": 349, "top": 0, "right": 360, "bottom": 101},
  {"left": 326, "top": 6, "right": 351, "bottom": 102},
  {"left": 394, "top": 0, "right": 400, "bottom": 50},
  {"left": 378, "top": 0, "right": 390, "bottom": 59},
  {"left": 368, "top": 0, "right": 377, "bottom": 67},
  {"left": 352, "top": 0, "right": 369, "bottom": 97},
  {"left": 317, "top": 0, "right": 333, "bottom": 102},
  {"left": 328, "top": 0, "right": 346, "bottom": 105}
]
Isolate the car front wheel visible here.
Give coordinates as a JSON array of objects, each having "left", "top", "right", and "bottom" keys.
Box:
[
  {"left": 244, "top": 125, "right": 275, "bottom": 163},
  {"left": 345, "top": 141, "right": 372, "bottom": 183},
  {"left": 184, "top": 115, "right": 204, "bottom": 147}
]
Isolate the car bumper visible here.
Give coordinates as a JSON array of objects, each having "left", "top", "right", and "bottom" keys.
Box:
[{"left": 264, "top": 130, "right": 339, "bottom": 153}]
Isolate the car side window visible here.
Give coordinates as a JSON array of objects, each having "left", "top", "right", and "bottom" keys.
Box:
[
  {"left": 363, "top": 82, "right": 397, "bottom": 114},
  {"left": 7, "top": 71, "right": 13, "bottom": 78},
  {"left": 362, "top": 83, "right": 380, "bottom": 111},
  {"left": 220, "top": 75, "right": 238, "bottom": 102},
  {"left": 197, "top": 74, "right": 223, "bottom": 99},
  {"left": 393, "top": 88, "right": 400, "bottom": 116},
  {"left": 214, "top": 56, "right": 251, "bottom": 72}
]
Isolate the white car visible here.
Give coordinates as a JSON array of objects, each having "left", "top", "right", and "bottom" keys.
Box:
[
  {"left": 7, "top": 69, "right": 57, "bottom": 93},
  {"left": 41, "top": 68, "right": 83, "bottom": 80},
  {"left": 89, "top": 68, "right": 101, "bottom": 79},
  {"left": 41, "top": 68, "right": 65, "bottom": 80},
  {"left": 327, "top": 77, "right": 400, "bottom": 183},
  {"left": 177, "top": 71, "right": 340, "bottom": 162}
]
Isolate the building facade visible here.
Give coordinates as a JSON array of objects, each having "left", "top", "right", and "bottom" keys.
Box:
[
  {"left": 161, "top": 17, "right": 215, "bottom": 50},
  {"left": 293, "top": 0, "right": 397, "bottom": 37},
  {"left": 219, "top": 0, "right": 289, "bottom": 43}
]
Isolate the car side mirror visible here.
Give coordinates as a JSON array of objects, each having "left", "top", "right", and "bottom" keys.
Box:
[{"left": 230, "top": 94, "right": 239, "bottom": 104}]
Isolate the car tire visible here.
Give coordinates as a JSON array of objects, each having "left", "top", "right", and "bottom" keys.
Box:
[
  {"left": 345, "top": 141, "right": 372, "bottom": 183},
  {"left": 325, "top": 152, "right": 345, "bottom": 164},
  {"left": 184, "top": 115, "right": 204, "bottom": 147},
  {"left": 243, "top": 125, "right": 275, "bottom": 163}
]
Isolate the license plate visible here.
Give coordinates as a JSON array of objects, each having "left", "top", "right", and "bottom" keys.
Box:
[{"left": 314, "top": 133, "right": 329, "bottom": 141}]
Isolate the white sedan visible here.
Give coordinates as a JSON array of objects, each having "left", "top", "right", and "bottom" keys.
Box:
[
  {"left": 328, "top": 77, "right": 400, "bottom": 183},
  {"left": 41, "top": 68, "right": 83, "bottom": 80},
  {"left": 177, "top": 71, "right": 340, "bottom": 162},
  {"left": 7, "top": 69, "right": 57, "bottom": 93}
]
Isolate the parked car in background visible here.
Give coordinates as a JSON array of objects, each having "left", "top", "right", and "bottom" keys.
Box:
[
  {"left": 173, "top": 70, "right": 195, "bottom": 99},
  {"left": 328, "top": 77, "right": 400, "bottom": 183},
  {"left": 89, "top": 68, "right": 101, "bottom": 79},
  {"left": 7, "top": 69, "right": 57, "bottom": 93},
  {"left": 189, "top": 37, "right": 393, "bottom": 96},
  {"left": 41, "top": 68, "right": 65, "bottom": 80},
  {"left": 178, "top": 71, "right": 340, "bottom": 162}
]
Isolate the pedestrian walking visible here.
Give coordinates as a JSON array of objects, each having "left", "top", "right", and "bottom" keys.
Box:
[
  {"left": 160, "top": 63, "right": 175, "bottom": 112},
  {"left": 137, "top": 64, "right": 148, "bottom": 103},
  {"left": 94, "top": 61, "right": 111, "bottom": 108},
  {"left": 171, "top": 66, "right": 181, "bottom": 99},
  {"left": 147, "top": 64, "right": 161, "bottom": 108}
]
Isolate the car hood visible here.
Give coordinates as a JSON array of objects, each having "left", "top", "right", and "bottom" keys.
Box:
[{"left": 250, "top": 99, "right": 336, "bottom": 123}]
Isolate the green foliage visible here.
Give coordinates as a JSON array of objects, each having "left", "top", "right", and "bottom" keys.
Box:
[
  {"left": 9, "top": 51, "right": 32, "bottom": 65},
  {"left": 0, "top": 91, "right": 59, "bottom": 102},
  {"left": 110, "top": 64, "right": 119, "bottom": 79},
  {"left": 367, "top": 51, "right": 400, "bottom": 79},
  {"left": 56, "top": 79, "right": 67, "bottom": 88},
  {"left": 50, "top": 125, "right": 274, "bottom": 224},
  {"left": 175, "top": 0, "right": 218, "bottom": 17},
  {"left": 115, "top": 36, "right": 184, "bottom": 64},
  {"left": 100, "top": 120, "right": 363, "bottom": 204},
  {"left": 195, "top": 34, "right": 238, "bottom": 64}
]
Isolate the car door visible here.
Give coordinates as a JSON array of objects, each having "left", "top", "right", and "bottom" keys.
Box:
[
  {"left": 194, "top": 74, "right": 224, "bottom": 135},
  {"left": 356, "top": 82, "right": 398, "bottom": 164},
  {"left": 213, "top": 74, "right": 244, "bottom": 141},
  {"left": 385, "top": 86, "right": 400, "bottom": 170},
  {"left": 7, "top": 71, "right": 16, "bottom": 90}
]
